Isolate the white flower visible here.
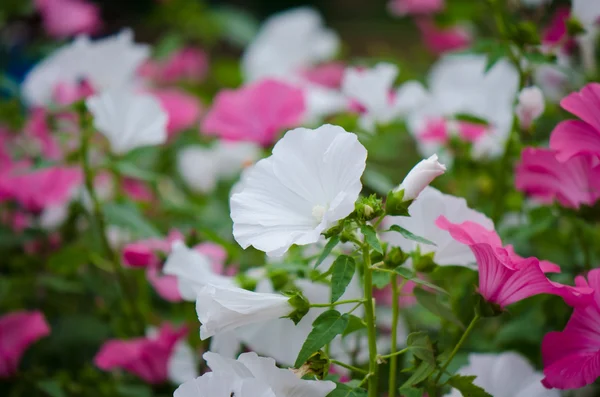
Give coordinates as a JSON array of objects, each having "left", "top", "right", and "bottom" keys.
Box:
[
  {"left": 445, "top": 352, "right": 560, "bottom": 397},
  {"left": 163, "top": 241, "right": 236, "bottom": 301},
  {"left": 515, "top": 86, "right": 545, "bottom": 129},
  {"left": 175, "top": 371, "right": 275, "bottom": 397},
  {"left": 396, "top": 154, "right": 446, "bottom": 201},
  {"left": 242, "top": 7, "right": 339, "bottom": 82},
  {"left": 405, "top": 54, "right": 519, "bottom": 161},
  {"left": 572, "top": 0, "right": 600, "bottom": 73},
  {"left": 341, "top": 63, "right": 412, "bottom": 132},
  {"left": 22, "top": 29, "right": 149, "bottom": 107},
  {"left": 178, "top": 141, "right": 261, "bottom": 194},
  {"left": 86, "top": 88, "right": 168, "bottom": 154},
  {"left": 196, "top": 284, "right": 293, "bottom": 339},
  {"left": 230, "top": 124, "right": 367, "bottom": 257},
  {"left": 382, "top": 186, "right": 494, "bottom": 267},
  {"left": 145, "top": 326, "right": 198, "bottom": 386}
]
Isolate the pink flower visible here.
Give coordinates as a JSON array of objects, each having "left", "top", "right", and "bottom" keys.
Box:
[
  {"left": 374, "top": 280, "right": 418, "bottom": 308},
  {"left": 0, "top": 166, "right": 82, "bottom": 213},
  {"left": 122, "top": 229, "right": 184, "bottom": 268},
  {"left": 388, "top": 0, "right": 445, "bottom": 16},
  {"left": 94, "top": 323, "right": 188, "bottom": 384},
  {"left": 139, "top": 48, "right": 208, "bottom": 84},
  {"left": 122, "top": 178, "right": 154, "bottom": 202},
  {"left": 0, "top": 311, "right": 50, "bottom": 378},
  {"left": 153, "top": 89, "right": 203, "bottom": 137},
  {"left": 419, "top": 118, "right": 487, "bottom": 144},
  {"left": 23, "top": 109, "right": 63, "bottom": 160},
  {"left": 416, "top": 18, "right": 472, "bottom": 55},
  {"left": 542, "top": 269, "right": 600, "bottom": 390},
  {"left": 550, "top": 83, "right": 600, "bottom": 161},
  {"left": 52, "top": 80, "right": 95, "bottom": 106},
  {"left": 515, "top": 147, "right": 600, "bottom": 208},
  {"left": 35, "top": 0, "right": 101, "bottom": 38},
  {"left": 201, "top": 79, "right": 305, "bottom": 146},
  {"left": 301, "top": 62, "right": 346, "bottom": 89},
  {"left": 542, "top": 7, "right": 575, "bottom": 52}
]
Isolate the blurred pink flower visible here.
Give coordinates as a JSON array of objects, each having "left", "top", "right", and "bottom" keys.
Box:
[
  {"left": 139, "top": 48, "right": 208, "bottom": 84},
  {"left": 542, "top": 269, "right": 600, "bottom": 389},
  {"left": 416, "top": 19, "right": 472, "bottom": 55},
  {"left": 52, "top": 80, "right": 95, "bottom": 106},
  {"left": 153, "top": 89, "right": 203, "bottom": 137},
  {"left": 388, "top": 0, "right": 444, "bottom": 16},
  {"left": 201, "top": 79, "right": 305, "bottom": 146},
  {"left": 419, "top": 118, "right": 487, "bottom": 144},
  {"left": 122, "top": 178, "right": 154, "bottom": 202},
  {"left": 543, "top": 7, "right": 572, "bottom": 49},
  {"left": 550, "top": 83, "right": 600, "bottom": 161},
  {"left": 0, "top": 311, "right": 50, "bottom": 378},
  {"left": 515, "top": 147, "right": 600, "bottom": 209},
  {"left": 94, "top": 323, "right": 187, "bottom": 384},
  {"left": 301, "top": 62, "right": 346, "bottom": 89},
  {"left": 23, "top": 109, "right": 62, "bottom": 160},
  {"left": 35, "top": 0, "right": 101, "bottom": 38},
  {"left": 122, "top": 229, "right": 184, "bottom": 268},
  {"left": 0, "top": 166, "right": 82, "bottom": 213}
]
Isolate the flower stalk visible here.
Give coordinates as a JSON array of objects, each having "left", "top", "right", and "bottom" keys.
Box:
[
  {"left": 388, "top": 273, "right": 400, "bottom": 397},
  {"left": 362, "top": 236, "right": 379, "bottom": 397}
]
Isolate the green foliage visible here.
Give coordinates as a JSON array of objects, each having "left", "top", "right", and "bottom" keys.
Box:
[
  {"left": 330, "top": 255, "right": 357, "bottom": 303},
  {"left": 447, "top": 375, "right": 492, "bottom": 397},
  {"left": 295, "top": 310, "right": 350, "bottom": 367}
]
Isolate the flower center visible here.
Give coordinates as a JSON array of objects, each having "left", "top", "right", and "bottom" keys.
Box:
[{"left": 311, "top": 204, "right": 327, "bottom": 222}]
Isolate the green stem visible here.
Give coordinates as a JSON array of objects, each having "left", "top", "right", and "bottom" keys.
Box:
[
  {"left": 575, "top": 222, "right": 592, "bottom": 272},
  {"left": 362, "top": 239, "right": 379, "bottom": 397},
  {"left": 330, "top": 359, "right": 369, "bottom": 375},
  {"left": 388, "top": 274, "right": 400, "bottom": 397},
  {"left": 310, "top": 299, "right": 366, "bottom": 308},
  {"left": 80, "top": 115, "right": 145, "bottom": 334},
  {"left": 380, "top": 347, "right": 409, "bottom": 360},
  {"left": 434, "top": 314, "right": 481, "bottom": 384}
]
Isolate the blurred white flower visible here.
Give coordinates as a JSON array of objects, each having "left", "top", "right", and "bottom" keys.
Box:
[
  {"left": 86, "top": 88, "right": 168, "bottom": 154},
  {"left": 196, "top": 284, "right": 293, "bottom": 339},
  {"left": 516, "top": 86, "right": 545, "bottom": 129},
  {"left": 396, "top": 154, "right": 446, "bottom": 201},
  {"left": 175, "top": 371, "right": 275, "bottom": 397},
  {"left": 242, "top": 7, "right": 339, "bottom": 82},
  {"left": 163, "top": 241, "right": 236, "bottom": 301},
  {"left": 177, "top": 141, "right": 261, "bottom": 194},
  {"left": 382, "top": 186, "right": 494, "bottom": 267},
  {"left": 445, "top": 352, "right": 560, "bottom": 397},
  {"left": 572, "top": 0, "right": 600, "bottom": 73},
  {"left": 230, "top": 124, "right": 367, "bottom": 257},
  {"left": 22, "top": 29, "right": 149, "bottom": 106}
]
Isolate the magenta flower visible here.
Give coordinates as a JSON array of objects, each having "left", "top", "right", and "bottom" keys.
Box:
[
  {"left": 122, "top": 229, "right": 184, "bottom": 268},
  {"left": 201, "top": 79, "right": 305, "bottom": 146},
  {"left": 418, "top": 118, "right": 487, "bottom": 146},
  {"left": 550, "top": 83, "right": 600, "bottom": 161},
  {"left": 139, "top": 48, "right": 209, "bottom": 84},
  {"left": 542, "top": 269, "right": 600, "bottom": 390},
  {"left": 152, "top": 89, "right": 203, "bottom": 137},
  {"left": 516, "top": 147, "right": 600, "bottom": 209},
  {"left": 415, "top": 18, "right": 472, "bottom": 55},
  {"left": 388, "top": 0, "right": 444, "bottom": 16},
  {"left": 301, "top": 62, "right": 346, "bottom": 89},
  {"left": 23, "top": 109, "right": 63, "bottom": 160},
  {"left": 94, "top": 323, "right": 188, "bottom": 384},
  {"left": 0, "top": 311, "right": 50, "bottom": 378},
  {"left": 35, "top": 0, "right": 101, "bottom": 39}
]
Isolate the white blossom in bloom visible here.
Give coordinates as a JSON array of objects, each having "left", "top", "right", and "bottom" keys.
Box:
[
  {"left": 382, "top": 187, "right": 494, "bottom": 268},
  {"left": 404, "top": 54, "right": 519, "bottom": 161},
  {"left": 163, "top": 241, "right": 236, "bottom": 301},
  {"left": 175, "top": 372, "right": 275, "bottom": 397},
  {"left": 342, "top": 63, "right": 418, "bottom": 132},
  {"left": 445, "top": 352, "right": 560, "bottom": 397},
  {"left": 22, "top": 29, "right": 149, "bottom": 106},
  {"left": 242, "top": 7, "right": 339, "bottom": 82},
  {"left": 396, "top": 154, "right": 446, "bottom": 201},
  {"left": 516, "top": 86, "right": 545, "bottom": 129},
  {"left": 196, "top": 284, "right": 293, "bottom": 339},
  {"left": 86, "top": 88, "right": 168, "bottom": 154},
  {"left": 177, "top": 141, "right": 261, "bottom": 194},
  {"left": 230, "top": 124, "right": 367, "bottom": 257}
]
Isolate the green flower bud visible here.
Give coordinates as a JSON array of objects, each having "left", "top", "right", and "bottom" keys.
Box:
[{"left": 286, "top": 291, "right": 310, "bottom": 325}]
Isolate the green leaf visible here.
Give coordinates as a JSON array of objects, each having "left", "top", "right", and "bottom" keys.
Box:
[
  {"left": 103, "top": 202, "right": 161, "bottom": 238},
  {"left": 117, "top": 384, "right": 153, "bottom": 397},
  {"left": 360, "top": 224, "right": 383, "bottom": 254},
  {"left": 342, "top": 314, "right": 366, "bottom": 337},
  {"left": 37, "top": 380, "right": 66, "bottom": 397},
  {"left": 386, "top": 225, "right": 436, "bottom": 246},
  {"left": 406, "top": 332, "right": 436, "bottom": 366},
  {"left": 295, "top": 310, "right": 350, "bottom": 367},
  {"left": 327, "top": 384, "right": 368, "bottom": 397},
  {"left": 331, "top": 255, "right": 356, "bottom": 303},
  {"left": 112, "top": 161, "right": 159, "bottom": 182},
  {"left": 414, "top": 289, "right": 464, "bottom": 328},
  {"left": 47, "top": 244, "right": 90, "bottom": 275},
  {"left": 372, "top": 270, "right": 391, "bottom": 288},
  {"left": 394, "top": 267, "right": 448, "bottom": 294},
  {"left": 398, "top": 387, "right": 423, "bottom": 397},
  {"left": 401, "top": 361, "right": 436, "bottom": 388},
  {"left": 38, "top": 275, "right": 84, "bottom": 294},
  {"left": 447, "top": 375, "right": 492, "bottom": 397},
  {"left": 316, "top": 236, "right": 341, "bottom": 268}
]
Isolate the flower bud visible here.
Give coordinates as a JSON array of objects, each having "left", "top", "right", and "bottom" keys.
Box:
[
  {"left": 386, "top": 154, "right": 446, "bottom": 215},
  {"left": 516, "top": 86, "right": 545, "bottom": 130},
  {"left": 286, "top": 291, "right": 310, "bottom": 325},
  {"left": 355, "top": 194, "right": 385, "bottom": 221}
]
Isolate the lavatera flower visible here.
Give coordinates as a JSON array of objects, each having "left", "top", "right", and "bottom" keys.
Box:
[{"left": 230, "top": 124, "right": 367, "bottom": 256}]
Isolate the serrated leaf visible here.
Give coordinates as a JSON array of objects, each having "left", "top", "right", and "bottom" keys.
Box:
[
  {"left": 342, "top": 314, "right": 366, "bottom": 336},
  {"left": 415, "top": 289, "right": 464, "bottom": 328},
  {"left": 331, "top": 255, "right": 356, "bottom": 303},
  {"left": 394, "top": 267, "right": 447, "bottom": 294},
  {"left": 360, "top": 224, "right": 383, "bottom": 254},
  {"left": 406, "top": 332, "right": 436, "bottom": 366},
  {"left": 316, "top": 236, "right": 341, "bottom": 268},
  {"left": 401, "top": 361, "right": 436, "bottom": 388},
  {"left": 327, "top": 383, "right": 368, "bottom": 397},
  {"left": 295, "top": 310, "right": 350, "bottom": 367},
  {"left": 447, "top": 375, "right": 492, "bottom": 397},
  {"left": 103, "top": 202, "right": 161, "bottom": 238},
  {"left": 386, "top": 225, "right": 436, "bottom": 246}
]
